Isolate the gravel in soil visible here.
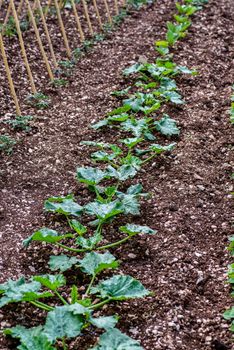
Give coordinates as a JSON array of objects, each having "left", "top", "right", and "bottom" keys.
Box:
[{"left": 0, "top": 0, "right": 234, "bottom": 349}]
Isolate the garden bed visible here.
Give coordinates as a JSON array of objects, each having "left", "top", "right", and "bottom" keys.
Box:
[{"left": 0, "top": 0, "right": 233, "bottom": 349}]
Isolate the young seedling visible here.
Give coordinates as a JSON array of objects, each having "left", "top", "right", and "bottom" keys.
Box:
[
  {"left": 4, "top": 115, "right": 33, "bottom": 132},
  {"left": 26, "top": 93, "right": 50, "bottom": 109},
  {"left": 0, "top": 135, "right": 16, "bottom": 154}
]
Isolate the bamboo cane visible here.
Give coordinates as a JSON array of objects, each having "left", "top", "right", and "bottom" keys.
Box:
[
  {"left": 71, "top": 0, "right": 85, "bottom": 42},
  {"left": 17, "top": 0, "right": 25, "bottom": 15},
  {"left": 54, "top": 0, "right": 71, "bottom": 57},
  {"left": 103, "top": 0, "right": 112, "bottom": 23},
  {"left": 114, "top": 0, "right": 119, "bottom": 15},
  {"left": 0, "top": 32, "right": 21, "bottom": 115},
  {"left": 81, "top": 0, "right": 93, "bottom": 35},
  {"left": 25, "top": 0, "right": 54, "bottom": 80},
  {"left": 35, "top": 0, "right": 58, "bottom": 67},
  {"left": 92, "top": 0, "right": 103, "bottom": 29},
  {"left": 3, "top": 2, "right": 12, "bottom": 27},
  {"left": 9, "top": 0, "right": 36, "bottom": 93}
]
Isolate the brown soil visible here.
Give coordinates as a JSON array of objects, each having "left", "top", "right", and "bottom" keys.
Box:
[{"left": 0, "top": 0, "right": 234, "bottom": 349}]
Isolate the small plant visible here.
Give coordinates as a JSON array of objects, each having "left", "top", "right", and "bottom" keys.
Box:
[
  {"left": 51, "top": 78, "right": 69, "bottom": 87},
  {"left": 4, "top": 115, "right": 33, "bottom": 132},
  {"left": 26, "top": 93, "right": 50, "bottom": 109},
  {"left": 0, "top": 135, "right": 16, "bottom": 154}
]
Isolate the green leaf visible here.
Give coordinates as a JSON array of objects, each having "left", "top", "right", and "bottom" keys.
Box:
[
  {"left": 44, "top": 194, "right": 83, "bottom": 217},
  {"left": 123, "top": 63, "right": 144, "bottom": 76},
  {"left": 91, "top": 275, "right": 150, "bottom": 300},
  {"left": 149, "top": 143, "right": 176, "bottom": 154},
  {"left": 120, "top": 224, "right": 156, "bottom": 236},
  {"left": 120, "top": 137, "right": 143, "bottom": 149},
  {"left": 111, "top": 87, "right": 131, "bottom": 97},
  {"left": 76, "top": 231, "right": 102, "bottom": 249},
  {"left": 126, "top": 184, "right": 144, "bottom": 195},
  {"left": 77, "top": 167, "right": 107, "bottom": 185},
  {"left": 117, "top": 193, "right": 141, "bottom": 216},
  {"left": 163, "top": 90, "right": 184, "bottom": 104},
  {"left": 223, "top": 307, "right": 234, "bottom": 320},
  {"left": 154, "top": 115, "right": 180, "bottom": 136},
  {"left": 108, "top": 113, "right": 129, "bottom": 122},
  {"left": 91, "top": 328, "right": 143, "bottom": 349},
  {"left": 90, "top": 315, "right": 118, "bottom": 330},
  {"left": 177, "top": 65, "right": 197, "bottom": 75},
  {"left": 91, "top": 119, "right": 109, "bottom": 130},
  {"left": 155, "top": 40, "right": 169, "bottom": 55},
  {"left": 106, "top": 165, "right": 138, "bottom": 181},
  {"left": 44, "top": 305, "right": 85, "bottom": 342},
  {"left": 85, "top": 200, "right": 123, "bottom": 221},
  {"left": 0, "top": 277, "right": 52, "bottom": 307},
  {"left": 108, "top": 105, "right": 131, "bottom": 116},
  {"left": 70, "top": 220, "right": 87, "bottom": 235},
  {"left": 4, "top": 326, "right": 55, "bottom": 350},
  {"left": 23, "top": 228, "right": 71, "bottom": 248},
  {"left": 70, "top": 285, "right": 79, "bottom": 304},
  {"left": 33, "top": 274, "right": 66, "bottom": 291},
  {"left": 78, "top": 252, "right": 118, "bottom": 276},
  {"left": 49, "top": 255, "right": 79, "bottom": 272}
]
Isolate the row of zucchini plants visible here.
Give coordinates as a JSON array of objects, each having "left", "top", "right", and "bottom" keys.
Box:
[{"left": 0, "top": 1, "right": 208, "bottom": 349}]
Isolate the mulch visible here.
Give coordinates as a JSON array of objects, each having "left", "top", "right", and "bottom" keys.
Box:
[{"left": 0, "top": 0, "right": 234, "bottom": 349}]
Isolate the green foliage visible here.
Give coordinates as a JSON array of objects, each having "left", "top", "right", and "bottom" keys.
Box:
[
  {"left": 49, "top": 255, "right": 78, "bottom": 272},
  {"left": 4, "top": 326, "right": 56, "bottom": 350},
  {"left": 4, "top": 115, "right": 33, "bottom": 131},
  {"left": 154, "top": 114, "right": 180, "bottom": 136},
  {"left": 119, "top": 223, "right": 156, "bottom": 236},
  {"left": 23, "top": 228, "right": 72, "bottom": 247},
  {"left": 26, "top": 93, "right": 50, "bottom": 109},
  {"left": 91, "top": 328, "right": 143, "bottom": 349},
  {"left": 78, "top": 251, "right": 118, "bottom": 276},
  {"left": 0, "top": 135, "right": 16, "bottom": 154},
  {"left": 44, "top": 194, "right": 83, "bottom": 217},
  {"left": 0, "top": 277, "right": 52, "bottom": 307},
  {"left": 91, "top": 275, "right": 150, "bottom": 300},
  {"left": 43, "top": 305, "right": 85, "bottom": 342}
]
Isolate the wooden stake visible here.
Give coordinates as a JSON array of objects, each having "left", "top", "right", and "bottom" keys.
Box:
[
  {"left": 54, "top": 0, "right": 72, "bottom": 57},
  {"left": 17, "top": 0, "right": 25, "bottom": 15},
  {"left": 92, "top": 0, "right": 103, "bottom": 29},
  {"left": 3, "top": 2, "right": 12, "bottom": 27},
  {"left": 25, "top": 0, "right": 54, "bottom": 80},
  {"left": 114, "top": 0, "right": 119, "bottom": 15},
  {"left": 71, "top": 0, "right": 84, "bottom": 42},
  {"left": 35, "top": 0, "right": 58, "bottom": 68},
  {"left": 103, "top": 0, "right": 112, "bottom": 23},
  {"left": 81, "top": 0, "right": 93, "bottom": 35},
  {"left": 0, "top": 32, "right": 21, "bottom": 115},
  {"left": 9, "top": 0, "right": 36, "bottom": 93}
]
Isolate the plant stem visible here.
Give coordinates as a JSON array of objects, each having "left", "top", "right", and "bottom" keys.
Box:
[
  {"left": 96, "top": 235, "right": 131, "bottom": 250},
  {"left": 85, "top": 274, "right": 96, "bottom": 295},
  {"left": 141, "top": 152, "right": 157, "bottom": 164},
  {"left": 54, "top": 290, "right": 68, "bottom": 305},
  {"left": 56, "top": 242, "right": 87, "bottom": 253},
  {"left": 62, "top": 337, "right": 67, "bottom": 350},
  {"left": 30, "top": 301, "right": 54, "bottom": 311},
  {"left": 89, "top": 298, "right": 112, "bottom": 310}
]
